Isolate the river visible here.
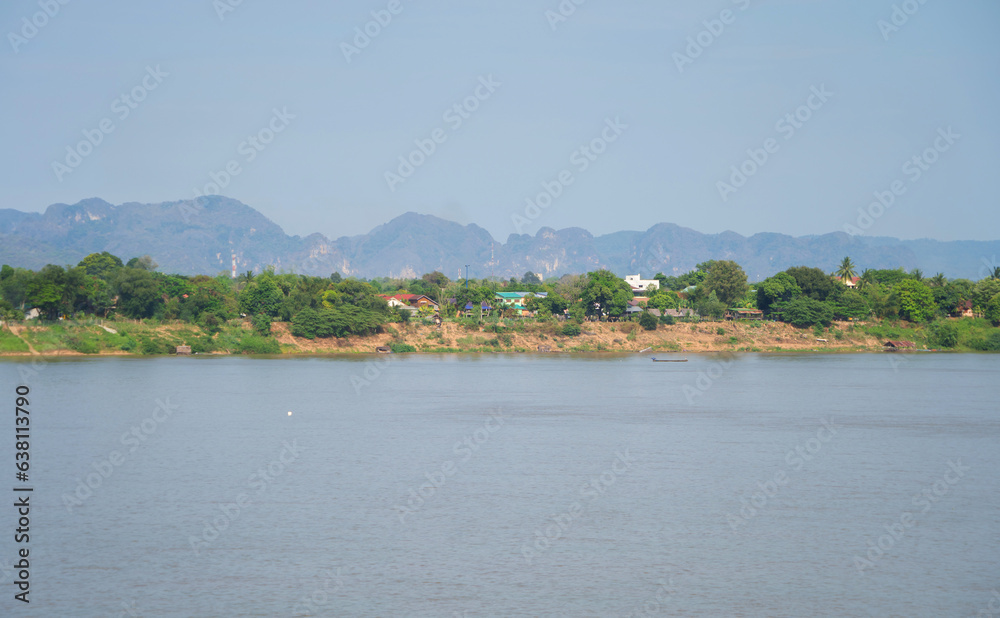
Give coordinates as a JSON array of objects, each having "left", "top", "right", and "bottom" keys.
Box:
[{"left": 1, "top": 352, "right": 998, "bottom": 616}]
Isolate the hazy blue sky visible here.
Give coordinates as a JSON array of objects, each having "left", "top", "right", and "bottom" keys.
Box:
[{"left": 2, "top": 0, "right": 998, "bottom": 242}]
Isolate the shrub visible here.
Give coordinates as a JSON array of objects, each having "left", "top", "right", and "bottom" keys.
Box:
[
  {"left": 252, "top": 313, "right": 272, "bottom": 336},
  {"left": 638, "top": 312, "right": 657, "bottom": 331},
  {"left": 969, "top": 330, "right": 1000, "bottom": 352},
  {"left": 928, "top": 321, "right": 959, "bottom": 348},
  {"left": 291, "top": 308, "right": 321, "bottom": 339},
  {"left": 237, "top": 333, "right": 280, "bottom": 354},
  {"left": 137, "top": 336, "right": 170, "bottom": 355},
  {"left": 659, "top": 314, "right": 675, "bottom": 325},
  {"left": 561, "top": 323, "right": 581, "bottom": 337},
  {"left": 715, "top": 327, "right": 726, "bottom": 335},
  {"left": 781, "top": 297, "right": 834, "bottom": 327},
  {"left": 389, "top": 342, "right": 416, "bottom": 353},
  {"left": 498, "top": 333, "right": 513, "bottom": 347}
]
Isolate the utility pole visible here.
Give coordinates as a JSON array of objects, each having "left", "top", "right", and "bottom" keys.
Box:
[{"left": 465, "top": 264, "right": 469, "bottom": 289}]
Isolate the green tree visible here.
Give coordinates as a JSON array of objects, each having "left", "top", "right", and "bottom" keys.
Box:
[
  {"left": 695, "top": 290, "right": 726, "bottom": 320},
  {"left": 986, "top": 293, "right": 1000, "bottom": 326},
  {"left": 785, "top": 266, "right": 836, "bottom": 301},
  {"left": 835, "top": 257, "right": 858, "bottom": 285},
  {"left": 125, "top": 255, "right": 158, "bottom": 271},
  {"left": 892, "top": 279, "right": 937, "bottom": 322},
  {"left": 780, "top": 296, "right": 834, "bottom": 327},
  {"left": 239, "top": 275, "right": 283, "bottom": 317},
  {"left": 291, "top": 307, "right": 322, "bottom": 339},
  {"left": 928, "top": 273, "right": 947, "bottom": 288},
  {"left": 639, "top": 311, "right": 657, "bottom": 331},
  {"left": 0, "top": 268, "right": 32, "bottom": 309},
  {"left": 113, "top": 268, "right": 161, "bottom": 319},
  {"left": 252, "top": 313, "right": 272, "bottom": 336},
  {"left": 26, "top": 265, "right": 67, "bottom": 319},
  {"left": 702, "top": 260, "right": 748, "bottom": 307},
  {"left": 756, "top": 272, "right": 801, "bottom": 314},
  {"left": 647, "top": 289, "right": 680, "bottom": 311},
  {"left": 581, "top": 270, "right": 633, "bottom": 319},
  {"left": 928, "top": 321, "right": 959, "bottom": 348},
  {"left": 833, "top": 289, "right": 870, "bottom": 320},
  {"left": 972, "top": 280, "right": 1000, "bottom": 314},
  {"left": 78, "top": 252, "right": 124, "bottom": 279}
]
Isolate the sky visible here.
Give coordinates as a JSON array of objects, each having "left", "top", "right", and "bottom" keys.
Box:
[{"left": 1, "top": 0, "right": 998, "bottom": 244}]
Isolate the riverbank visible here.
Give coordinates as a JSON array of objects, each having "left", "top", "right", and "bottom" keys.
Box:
[{"left": 3, "top": 316, "right": 989, "bottom": 356}]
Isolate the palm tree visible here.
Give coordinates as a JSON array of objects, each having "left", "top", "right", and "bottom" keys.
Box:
[
  {"left": 236, "top": 270, "right": 255, "bottom": 292},
  {"left": 909, "top": 268, "right": 923, "bottom": 281},
  {"left": 835, "top": 256, "right": 858, "bottom": 285},
  {"left": 929, "top": 273, "right": 947, "bottom": 288},
  {"left": 858, "top": 269, "right": 875, "bottom": 290},
  {"left": 992, "top": 266, "right": 1000, "bottom": 280}
]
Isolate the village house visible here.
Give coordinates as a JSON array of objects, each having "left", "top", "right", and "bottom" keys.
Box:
[
  {"left": 725, "top": 308, "right": 764, "bottom": 321},
  {"left": 379, "top": 294, "right": 440, "bottom": 312},
  {"left": 494, "top": 291, "right": 547, "bottom": 317},
  {"left": 953, "top": 300, "right": 974, "bottom": 318},
  {"left": 883, "top": 340, "right": 916, "bottom": 351},
  {"left": 624, "top": 274, "right": 660, "bottom": 293}
]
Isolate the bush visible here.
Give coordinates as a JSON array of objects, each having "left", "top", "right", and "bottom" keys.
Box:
[
  {"left": 389, "top": 342, "right": 416, "bottom": 353},
  {"left": 561, "top": 323, "right": 581, "bottom": 337},
  {"left": 252, "top": 313, "right": 272, "bottom": 336},
  {"left": 715, "top": 327, "right": 726, "bottom": 335},
  {"left": 237, "top": 333, "right": 280, "bottom": 354},
  {"left": 969, "top": 330, "right": 1000, "bottom": 352},
  {"left": 659, "top": 313, "right": 675, "bottom": 325},
  {"left": 929, "top": 321, "right": 959, "bottom": 348},
  {"left": 639, "top": 312, "right": 657, "bottom": 331},
  {"left": 137, "top": 336, "right": 170, "bottom": 355},
  {"left": 781, "top": 297, "right": 834, "bottom": 327}
]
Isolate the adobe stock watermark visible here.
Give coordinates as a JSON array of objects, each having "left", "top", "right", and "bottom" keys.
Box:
[
  {"left": 975, "top": 587, "right": 1000, "bottom": 618},
  {"left": 395, "top": 410, "right": 506, "bottom": 524},
  {"left": 188, "top": 439, "right": 306, "bottom": 554},
  {"left": 180, "top": 106, "right": 295, "bottom": 222},
  {"left": 622, "top": 578, "right": 679, "bottom": 617},
  {"left": 61, "top": 398, "right": 181, "bottom": 513},
  {"left": 844, "top": 127, "right": 959, "bottom": 236},
  {"left": 681, "top": 353, "right": 737, "bottom": 404},
  {"left": 726, "top": 418, "right": 838, "bottom": 531},
  {"left": 978, "top": 256, "right": 998, "bottom": 281},
  {"left": 877, "top": 0, "right": 931, "bottom": 41},
  {"left": 853, "top": 459, "right": 970, "bottom": 575},
  {"left": 384, "top": 74, "right": 501, "bottom": 192},
  {"left": 213, "top": 0, "right": 246, "bottom": 22},
  {"left": 717, "top": 84, "right": 833, "bottom": 202},
  {"left": 7, "top": 0, "right": 71, "bottom": 54},
  {"left": 52, "top": 65, "right": 169, "bottom": 183},
  {"left": 673, "top": 0, "right": 755, "bottom": 73},
  {"left": 544, "top": 0, "right": 589, "bottom": 31},
  {"left": 519, "top": 449, "right": 636, "bottom": 564},
  {"left": 340, "top": 0, "right": 412, "bottom": 63},
  {"left": 291, "top": 567, "right": 345, "bottom": 617},
  {"left": 115, "top": 599, "right": 139, "bottom": 618},
  {"left": 351, "top": 354, "right": 394, "bottom": 395},
  {"left": 511, "top": 116, "right": 627, "bottom": 234}
]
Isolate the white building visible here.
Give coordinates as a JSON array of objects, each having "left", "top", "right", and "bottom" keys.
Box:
[{"left": 624, "top": 274, "right": 660, "bottom": 292}]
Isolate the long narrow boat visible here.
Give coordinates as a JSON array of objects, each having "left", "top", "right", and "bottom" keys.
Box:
[{"left": 651, "top": 358, "right": 688, "bottom": 362}]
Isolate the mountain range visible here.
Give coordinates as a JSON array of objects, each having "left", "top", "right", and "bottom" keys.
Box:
[{"left": 1, "top": 196, "right": 997, "bottom": 281}]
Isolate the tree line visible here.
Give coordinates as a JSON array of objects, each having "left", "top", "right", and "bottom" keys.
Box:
[{"left": 2, "top": 253, "right": 999, "bottom": 341}]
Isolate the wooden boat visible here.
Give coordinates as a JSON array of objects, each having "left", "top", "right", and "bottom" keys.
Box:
[{"left": 651, "top": 358, "right": 688, "bottom": 362}]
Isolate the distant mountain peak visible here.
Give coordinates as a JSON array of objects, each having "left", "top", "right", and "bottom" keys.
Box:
[{"left": 0, "top": 197, "right": 997, "bottom": 280}]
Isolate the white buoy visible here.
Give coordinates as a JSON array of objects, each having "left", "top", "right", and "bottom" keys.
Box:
[{"left": 287, "top": 411, "right": 292, "bottom": 416}]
